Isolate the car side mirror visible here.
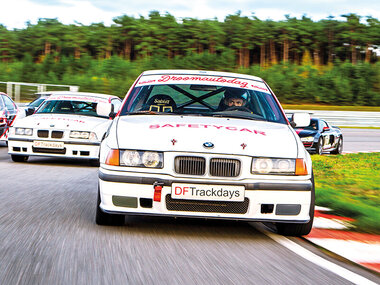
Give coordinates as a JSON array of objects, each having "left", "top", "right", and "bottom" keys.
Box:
[
  {"left": 26, "top": 107, "right": 35, "bottom": 116},
  {"left": 322, "top": 127, "right": 330, "bottom": 132},
  {"left": 96, "top": 102, "right": 115, "bottom": 118},
  {"left": 291, "top": 113, "right": 310, "bottom": 128}
]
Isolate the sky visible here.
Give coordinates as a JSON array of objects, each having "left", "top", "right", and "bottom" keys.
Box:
[{"left": 1, "top": 0, "right": 380, "bottom": 29}]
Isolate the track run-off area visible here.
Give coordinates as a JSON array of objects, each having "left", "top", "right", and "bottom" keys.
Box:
[{"left": 0, "top": 128, "right": 379, "bottom": 284}]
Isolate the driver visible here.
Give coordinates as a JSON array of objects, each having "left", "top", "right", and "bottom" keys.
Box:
[{"left": 219, "top": 88, "right": 249, "bottom": 110}]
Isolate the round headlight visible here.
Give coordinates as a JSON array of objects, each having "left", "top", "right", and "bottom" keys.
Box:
[
  {"left": 24, "top": 128, "right": 33, "bottom": 136},
  {"left": 277, "top": 159, "right": 293, "bottom": 172},
  {"left": 122, "top": 151, "right": 140, "bottom": 166},
  {"left": 16, "top": 128, "right": 25, "bottom": 135},
  {"left": 254, "top": 158, "right": 273, "bottom": 174},
  {"left": 142, "top": 151, "right": 160, "bottom": 168}
]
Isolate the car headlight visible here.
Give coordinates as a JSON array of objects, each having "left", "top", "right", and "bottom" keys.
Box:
[
  {"left": 252, "top": 158, "right": 296, "bottom": 175},
  {"left": 69, "top": 131, "right": 97, "bottom": 140},
  {"left": 300, "top": 136, "right": 314, "bottom": 142},
  {"left": 106, "top": 149, "right": 163, "bottom": 168},
  {"left": 15, "top": 127, "right": 33, "bottom": 136}
]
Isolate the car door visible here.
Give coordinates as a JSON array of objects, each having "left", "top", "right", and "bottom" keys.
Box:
[
  {"left": 327, "top": 122, "right": 340, "bottom": 149},
  {"left": 0, "top": 95, "right": 6, "bottom": 136},
  {"left": 320, "top": 120, "right": 334, "bottom": 149},
  {"left": 2, "top": 95, "right": 18, "bottom": 127}
]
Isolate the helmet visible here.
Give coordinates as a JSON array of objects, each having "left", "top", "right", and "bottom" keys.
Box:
[
  {"left": 222, "top": 88, "right": 248, "bottom": 108},
  {"left": 224, "top": 88, "right": 248, "bottom": 101}
]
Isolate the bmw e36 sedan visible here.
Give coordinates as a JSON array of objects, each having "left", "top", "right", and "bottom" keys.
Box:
[
  {"left": 8, "top": 91, "right": 121, "bottom": 164},
  {"left": 95, "top": 70, "right": 314, "bottom": 236}
]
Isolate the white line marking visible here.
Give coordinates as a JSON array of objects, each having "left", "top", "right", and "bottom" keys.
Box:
[
  {"left": 254, "top": 225, "right": 378, "bottom": 285},
  {"left": 307, "top": 239, "right": 380, "bottom": 263}
]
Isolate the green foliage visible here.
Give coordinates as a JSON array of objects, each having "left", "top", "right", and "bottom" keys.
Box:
[
  {"left": 312, "top": 153, "right": 380, "bottom": 234},
  {"left": 0, "top": 11, "right": 379, "bottom": 103},
  {"left": 0, "top": 56, "right": 379, "bottom": 104}
]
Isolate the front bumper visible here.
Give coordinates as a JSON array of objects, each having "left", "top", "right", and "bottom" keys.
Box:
[
  {"left": 98, "top": 168, "right": 313, "bottom": 223},
  {"left": 302, "top": 142, "right": 318, "bottom": 153},
  {"left": 8, "top": 137, "right": 100, "bottom": 159}
]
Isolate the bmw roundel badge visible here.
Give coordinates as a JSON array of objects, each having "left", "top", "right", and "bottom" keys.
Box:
[{"left": 203, "top": 142, "right": 214, "bottom": 149}]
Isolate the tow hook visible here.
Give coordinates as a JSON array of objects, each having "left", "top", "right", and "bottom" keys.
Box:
[{"left": 153, "top": 181, "right": 164, "bottom": 202}]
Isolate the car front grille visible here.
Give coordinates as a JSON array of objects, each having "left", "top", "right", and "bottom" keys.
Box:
[
  {"left": 175, "top": 156, "right": 206, "bottom": 175},
  {"left": 210, "top": 158, "right": 240, "bottom": 177},
  {"left": 51, "top": 131, "right": 64, "bottom": 139},
  {"left": 165, "top": 195, "right": 249, "bottom": 214},
  {"left": 37, "top": 129, "right": 64, "bottom": 139},
  {"left": 174, "top": 156, "right": 241, "bottom": 177},
  {"left": 37, "top": 130, "right": 49, "bottom": 138}
]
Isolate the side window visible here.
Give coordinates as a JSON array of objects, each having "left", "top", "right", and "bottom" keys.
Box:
[
  {"left": 111, "top": 99, "right": 122, "bottom": 112},
  {"left": 3, "top": 96, "right": 16, "bottom": 112},
  {"left": 320, "top": 120, "right": 328, "bottom": 130},
  {"left": 0, "top": 96, "right": 5, "bottom": 109}
]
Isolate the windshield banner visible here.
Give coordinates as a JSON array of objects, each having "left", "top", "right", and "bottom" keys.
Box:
[
  {"left": 47, "top": 95, "right": 108, "bottom": 103},
  {"left": 136, "top": 75, "right": 270, "bottom": 93}
]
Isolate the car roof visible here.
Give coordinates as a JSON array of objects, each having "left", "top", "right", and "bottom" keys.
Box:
[
  {"left": 141, "top": 70, "right": 265, "bottom": 83},
  {"left": 38, "top": 91, "right": 119, "bottom": 100},
  {"left": 0, "top": 92, "right": 12, "bottom": 98}
]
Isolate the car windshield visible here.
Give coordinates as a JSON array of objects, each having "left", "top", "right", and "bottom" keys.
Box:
[
  {"left": 295, "top": 119, "right": 318, "bottom": 130},
  {"left": 120, "top": 79, "right": 287, "bottom": 124},
  {"left": 29, "top": 97, "right": 46, "bottom": 108},
  {"left": 37, "top": 100, "right": 103, "bottom": 117}
]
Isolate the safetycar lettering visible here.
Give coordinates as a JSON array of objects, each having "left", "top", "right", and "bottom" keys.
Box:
[
  {"left": 47, "top": 95, "right": 108, "bottom": 103},
  {"left": 136, "top": 75, "right": 270, "bottom": 93},
  {"left": 36, "top": 117, "right": 86, "bottom": 123},
  {"left": 149, "top": 124, "right": 266, "bottom": 136}
]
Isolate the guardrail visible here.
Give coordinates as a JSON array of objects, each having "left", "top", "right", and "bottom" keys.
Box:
[
  {"left": 0, "top": 81, "right": 79, "bottom": 102},
  {"left": 286, "top": 109, "right": 380, "bottom": 128}
]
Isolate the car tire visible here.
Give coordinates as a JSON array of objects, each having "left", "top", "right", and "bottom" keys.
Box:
[
  {"left": 316, "top": 137, "right": 323, "bottom": 155},
  {"left": 89, "top": 159, "right": 100, "bottom": 167},
  {"left": 331, "top": 137, "right": 343, "bottom": 155},
  {"left": 11, "top": 154, "right": 29, "bottom": 162},
  {"left": 96, "top": 186, "right": 125, "bottom": 226},
  {"left": 275, "top": 173, "right": 315, "bottom": 236}
]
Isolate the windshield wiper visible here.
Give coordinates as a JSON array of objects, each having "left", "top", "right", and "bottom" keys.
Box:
[
  {"left": 126, "top": 111, "right": 180, "bottom": 116},
  {"left": 211, "top": 112, "right": 267, "bottom": 121},
  {"left": 126, "top": 111, "right": 158, "bottom": 115}
]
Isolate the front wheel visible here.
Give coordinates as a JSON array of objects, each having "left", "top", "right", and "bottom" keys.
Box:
[
  {"left": 11, "top": 154, "right": 29, "bottom": 162},
  {"left": 331, "top": 137, "right": 343, "bottom": 155},
  {"left": 95, "top": 187, "right": 125, "bottom": 226},
  {"left": 315, "top": 137, "right": 323, "bottom": 155},
  {"left": 275, "top": 173, "right": 315, "bottom": 236}
]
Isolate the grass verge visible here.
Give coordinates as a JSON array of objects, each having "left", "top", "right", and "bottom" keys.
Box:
[{"left": 312, "top": 152, "right": 380, "bottom": 234}]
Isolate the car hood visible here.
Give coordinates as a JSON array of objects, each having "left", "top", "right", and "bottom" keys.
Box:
[
  {"left": 294, "top": 128, "right": 318, "bottom": 137},
  {"left": 13, "top": 113, "right": 107, "bottom": 131},
  {"left": 116, "top": 115, "right": 298, "bottom": 158}
]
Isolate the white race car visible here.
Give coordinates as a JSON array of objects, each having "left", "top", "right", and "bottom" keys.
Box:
[
  {"left": 8, "top": 91, "right": 121, "bottom": 164},
  {"left": 96, "top": 70, "right": 314, "bottom": 236}
]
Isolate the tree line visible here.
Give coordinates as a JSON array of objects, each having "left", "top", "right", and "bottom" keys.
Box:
[
  {"left": 0, "top": 11, "right": 379, "bottom": 106},
  {"left": 0, "top": 11, "right": 379, "bottom": 66}
]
